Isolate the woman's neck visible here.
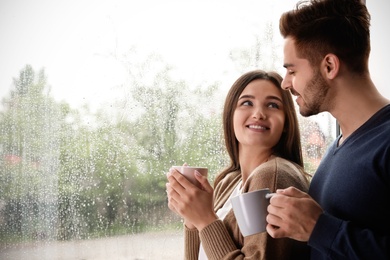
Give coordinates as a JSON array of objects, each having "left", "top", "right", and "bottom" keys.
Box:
[{"left": 239, "top": 148, "right": 272, "bottom": 183}]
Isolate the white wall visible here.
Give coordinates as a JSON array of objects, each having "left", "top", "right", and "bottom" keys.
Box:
[{"left": 367, "top": 1, "right": 390, "bottom": 99}]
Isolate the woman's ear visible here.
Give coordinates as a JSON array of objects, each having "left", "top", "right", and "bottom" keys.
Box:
[{"left": 322, "top": 54, "right": 339, "bottom": 79}]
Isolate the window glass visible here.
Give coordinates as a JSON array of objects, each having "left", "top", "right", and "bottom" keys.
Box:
[{"left": 3, "top": 0, "right": 385, "bottom": 258}]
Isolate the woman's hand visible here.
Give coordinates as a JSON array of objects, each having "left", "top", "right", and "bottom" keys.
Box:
[{"left": 166, "top": 167, "right": 217, "bottom": 231}]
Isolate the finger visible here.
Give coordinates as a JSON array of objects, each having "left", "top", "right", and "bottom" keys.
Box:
[
  {"left": 166, "top": 182, "right": 172, "bottom": 193},
  {"left": 194, "top": 170, "right": 213, "bottom": 193},
  {"left": 266, "top": 211, "right": 284, "bottom": 229},
  {"left": 166, "top": 183, "right": 182, "bottom": 214},
  {"left": 169, "top": 167, "right": 196, "bottom": 190},
  {"left": 166, "top": 180, "right": 183, "bottom": 195},
  {"left": 166, "top": 181, "right": 182, "bottom": 194},
  {"left": 276, "top": 186, "right": 308, "bottom": 198},
  {"left": 268, "top": 192, "right": 300, "bottom": 213},
  {"left": 166, "top": 181, "right": 183, "bottom": 205},
  {"left": 166, "top": 167, "right": 180, "bottom": 179},
  {"left": 266, "top": 223, "right": 285, "bottom": 238}
]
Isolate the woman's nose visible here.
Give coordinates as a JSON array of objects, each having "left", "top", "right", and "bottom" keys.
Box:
[{"left": 253, "top": 108, "right": 266, "bottom": 120}]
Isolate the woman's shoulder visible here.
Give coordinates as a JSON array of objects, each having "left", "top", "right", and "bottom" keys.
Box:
[
  {"left": 270, "top": 156, "right": 305, "bottom": 173},
  {"left": 246, "top": 156, "right": 310, "bottom": 192},
  {"left": 254, "top": 156, "right": 304, "bottom": 174}
]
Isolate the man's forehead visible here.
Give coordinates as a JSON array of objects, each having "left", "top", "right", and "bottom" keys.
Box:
[
  {"left": 283, "top": 38, "right": 297, "bottom": 57},
  {"left": 283, "top": 39, "right": 297, "bottom": 67},
  {"left": 283, "top": 38, "right": 310, "bottom": 68}
]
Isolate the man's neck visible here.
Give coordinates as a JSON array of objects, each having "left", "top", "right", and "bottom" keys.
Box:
[{"left": 331, "top": 77, "right": 389, "bottom": 140}]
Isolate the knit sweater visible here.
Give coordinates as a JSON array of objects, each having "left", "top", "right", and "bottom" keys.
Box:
[
  {"left": 308, "top": 104, "right": 390, "bottom": 259},
  {"left": 184, "top": 156, "right": 310, "bottom": 260}
]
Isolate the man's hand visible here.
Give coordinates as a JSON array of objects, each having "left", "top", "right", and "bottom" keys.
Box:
[{"left": 266, "top": 186, "right": 323, "bottom": 241}]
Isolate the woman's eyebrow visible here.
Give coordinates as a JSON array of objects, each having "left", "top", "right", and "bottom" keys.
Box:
[
  {"left": 238, "top": 94, "right": 254, "bottom": 100},
  {"left": 239, "top": 94, "right": 283, "bottom": 102},
  {"left": 266, "top": 95, "right": 283, "bottom": 102}
]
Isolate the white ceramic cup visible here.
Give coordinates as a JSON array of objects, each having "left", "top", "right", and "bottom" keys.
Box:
[
  {"left": 231, "top": 188, "right": 272, "bottom": 237},
  {"left": 172, "top": 166, "right": 208, "bottom": 188}
]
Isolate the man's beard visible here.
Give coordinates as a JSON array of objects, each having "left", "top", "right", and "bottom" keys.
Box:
[{"left": 299, "top": 70, "right": 330, "bottom": 117}]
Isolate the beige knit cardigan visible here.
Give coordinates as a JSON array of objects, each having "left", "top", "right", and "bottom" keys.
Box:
[{"left": 184, "top": 156, "right": 310, "bottom": 260}]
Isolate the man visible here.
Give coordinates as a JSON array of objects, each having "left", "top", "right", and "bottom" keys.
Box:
[{"left": 266, "top": 0, "right": 390, "bottom": 259}]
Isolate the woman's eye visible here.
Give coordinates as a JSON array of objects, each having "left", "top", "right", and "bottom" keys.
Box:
[
  {"left": 268, "top": 102, "right": 280, "bottom": 109},
  {"left": 241, "top": 100, "right": 252, "bottom": 106}
]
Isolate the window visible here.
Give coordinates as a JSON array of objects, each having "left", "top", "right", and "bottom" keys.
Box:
[{"left": 0, "top": 1, "right": 385, "bottom": 259}]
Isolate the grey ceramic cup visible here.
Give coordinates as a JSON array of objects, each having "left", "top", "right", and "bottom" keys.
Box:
[{"left": 231, "top": 188, "right": 272, "bottom": 236}]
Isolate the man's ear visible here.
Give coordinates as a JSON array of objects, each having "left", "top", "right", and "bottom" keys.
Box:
[{"left": 322, "top": 54, "right": 339, "bottom": 79}]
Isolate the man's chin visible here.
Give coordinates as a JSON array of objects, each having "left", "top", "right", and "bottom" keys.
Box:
[{"left": 298, "top": 107, "right": 316, "bottom": 117}]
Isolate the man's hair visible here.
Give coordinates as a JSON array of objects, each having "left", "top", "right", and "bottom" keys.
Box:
[{"left": 279, "top": 0, "right": 371, "bottom": 73}]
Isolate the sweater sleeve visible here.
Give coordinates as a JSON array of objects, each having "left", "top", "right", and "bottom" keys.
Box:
[
  {"left": 199, "top": 219, "right": 240, "bottom": 260},
  {"left": 184, "top": 224, "right": 201, "bottom": 260},
  {"left": 309, "top": 212, "right": 390, "bottom": 259}
]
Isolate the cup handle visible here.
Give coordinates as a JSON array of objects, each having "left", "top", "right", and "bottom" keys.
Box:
[{"left": 265, "top": 193, "right": 275, "bottom": 199}]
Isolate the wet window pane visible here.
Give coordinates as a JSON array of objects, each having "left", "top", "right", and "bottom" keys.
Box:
[{"left": 0, "top": 0, "right": 385, "bottom": 259}]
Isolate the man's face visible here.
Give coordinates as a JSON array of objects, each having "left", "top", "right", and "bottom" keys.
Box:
[{"left": 281, "top": 37, "right": 330, "bottom": 117}]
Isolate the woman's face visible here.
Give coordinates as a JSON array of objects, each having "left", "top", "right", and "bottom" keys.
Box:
[{"left": 233, "top": 79, "right": 285, "bottom": 151}]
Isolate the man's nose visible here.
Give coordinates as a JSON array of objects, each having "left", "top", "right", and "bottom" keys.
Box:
[{"left": 281, "top": 76, "right": 291, "bottom": 90}]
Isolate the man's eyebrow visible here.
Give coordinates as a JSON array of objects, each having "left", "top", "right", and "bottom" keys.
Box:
[{"left": 283, "top": 63, "right": 293, "bottom": 69}]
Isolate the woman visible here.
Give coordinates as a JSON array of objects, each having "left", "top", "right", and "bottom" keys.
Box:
[{"left": 166, "top": 70, "right": 310, "bottom": 259}]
